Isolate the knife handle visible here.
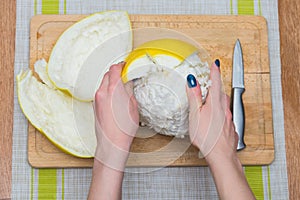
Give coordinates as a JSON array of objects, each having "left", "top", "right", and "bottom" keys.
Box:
[{"left": 232, "top": 87, "right": 246, "bottom": 151}]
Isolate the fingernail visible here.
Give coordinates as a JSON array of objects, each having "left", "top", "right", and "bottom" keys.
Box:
[
  {"left": 215, "top": 59, "right": 220, "bottom": 67},
  {"left": 118, "top": 61, "right": 125, "bottom": 64},
  {"left": 187, "top": 74, "right": 197, "bottom": 88}
]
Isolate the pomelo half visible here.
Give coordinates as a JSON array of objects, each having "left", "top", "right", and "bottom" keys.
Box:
[
  {"left": 47, "top": 11, "right": 132, "bottom": 101},
  {"left": 17, "top": 61, "right": 96, "bottom": 158}
]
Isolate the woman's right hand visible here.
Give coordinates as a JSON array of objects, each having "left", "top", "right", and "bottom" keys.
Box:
[
  {"left": 186, "top": 60, "right": 255, "bottom": 200},
  {"left": 186, "top": 60, "right": 238, "bottom": 163}
]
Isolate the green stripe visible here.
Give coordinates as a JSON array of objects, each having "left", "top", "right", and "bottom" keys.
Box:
[
  {"left": 64, "top": 0, "right": 67, "bottom": 14},
  {"left": 62, "top": 169, "right": 65, "bottom": 200},
  {"left": 267, "top": 166, "right": 272, "bottom": 200},
  {"left": 34, "top": 0, "right": 37, "bottom": 15},
  {"left": 38, "top": 170, "right": 57, "bottom": 199},
  {"left": 245, "top": 166, "right": 264, "bottom": 200},
  {"left": 237, "top": 0, "right": 254, "bottom": 15},
  {"left": 42, "top": 0, "right": 60, "bottom": 14},
  {"left": 230, "top": 0, "right": 234, "bottom": 14},
  {"left": 258, "top": 0, "right": 262, "bottom": 15}
]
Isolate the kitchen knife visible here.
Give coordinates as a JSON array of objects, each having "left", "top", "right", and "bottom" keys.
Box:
[{"left": 232, "top": 39, "right": 246, "bottom": 151}]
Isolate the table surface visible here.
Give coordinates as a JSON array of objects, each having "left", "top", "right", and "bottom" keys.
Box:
[{"left": 0, "top": 0, "right": 299, "bottom": 199}]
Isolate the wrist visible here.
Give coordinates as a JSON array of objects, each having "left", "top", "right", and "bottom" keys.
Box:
[
  {"left": 94, "top": 151, "right": 129, "bottom": 172},
  {"left": 89, "top": 159, "right": 124, "bottom": 200},
  {"left": 94, "top": 136, "right": 131, "bottom": 172},
  {"left": 206, "top": 152, "right": 242, "bottom": 172},
  {"left": 206, "top": 153, "right": 254, "bottom": 200},
  {"left": 93, "top": 158, "right": 124, "bottom": 173}
]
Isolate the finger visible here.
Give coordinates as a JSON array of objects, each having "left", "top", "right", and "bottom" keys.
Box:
[
  {"left": 210, "top": 61, "right": 222, "bottom": 91},
  {"left": 95, "top": 71, "right": 110, "bottom": 100},
  {"left": 215, "top": 59, "right": 221, "bottom": 72},
  {"left": 224, "top": 94, "right": 233, "bottom": 118},
  {"left": 108, "top": 63, "right": 124, "bottom": 85},
  {"left": 123, "top": 80, "right": 139, "bottom": 110},
  {"left": 234, "top": 132, "right": 239, "bottom": 150},
  {"left": 124, "top": 80, "right": 138, "bottom": 107},
  {"left": 209, "top": 61, "right": 222, "bottom": 101},
  {"left": 100, "top": 71, "right": 110, "bottom": 91},
  {"left": 225, "top": 94, "right": 231, "bottom": 109},
  {"left": 124, "top": 80, "right": 134, "bottom": 97},
  {"left": 186, "top": 74, "right": 203, "bottom": 112}
]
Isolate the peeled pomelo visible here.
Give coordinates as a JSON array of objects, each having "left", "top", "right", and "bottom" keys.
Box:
[
  {"left": 122, "top": 39, "right": 211, "bottom": 138},
  {"left": 47, "top": 11, "right": 132, "bottom": 101},
  {"left": 17, "top": 60, "right": 96, "bottom": 158}
]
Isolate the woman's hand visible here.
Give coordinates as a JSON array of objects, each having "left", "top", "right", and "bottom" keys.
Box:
[
  {"left": 94, "top": 62, "right": 139, "bottom": 171},
  {"left": 186, "top": 60, "right": 237, "bottom": 159},
  {"left": 89, "top": 63, "right": 139, "bottom": 200},
  {"left": 186, "top": 60, "right": 255, "bottom": 200}
]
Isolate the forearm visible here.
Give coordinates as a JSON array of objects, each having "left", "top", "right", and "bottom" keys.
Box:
[
  {"left": 207, "top": 155, "right": 255, "bottom": 200},
  {"left": 88, "top": 159, "right": 124, "bottom": 200}
]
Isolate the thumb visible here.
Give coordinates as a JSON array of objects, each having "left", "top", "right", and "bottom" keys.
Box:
[
  {"left": 124, "top": 80, "right": 138, "bottom": 107},
  {"left": 186, "top": 74, "right": 203, "bottom": 112},
  {"left": 124, "top": 80, "right": 134, "bottom": 96}
]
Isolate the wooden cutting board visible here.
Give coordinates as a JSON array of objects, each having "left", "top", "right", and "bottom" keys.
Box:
[{"left": 28, "top": 14, "right": 274, "bottom": 168}]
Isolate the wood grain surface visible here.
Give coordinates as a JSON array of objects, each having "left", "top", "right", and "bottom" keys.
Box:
[
  {"left": 0, "top": 0, "right": 299, "bottom": 198},
  {"left": 278, "top": 1, "right": 300, "bottom": 199},
  {"left": 28, "top": 14, "right": 273, "bottom": 168},
  {"left": 0, "top": 0, "right": 15, "bottom": 199}
]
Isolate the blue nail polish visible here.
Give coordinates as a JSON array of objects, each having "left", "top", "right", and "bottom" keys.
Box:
[
  {"left": 215, "top": 59, "right": 220, "bottom": 67},
  {"left": 187, "top": 74, "right": 197, "bottom": 88}
]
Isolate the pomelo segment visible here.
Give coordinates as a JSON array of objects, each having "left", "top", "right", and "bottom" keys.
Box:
[
  {"left": 17, "top": 65, "right": 96, "bottom": 158},
  {"left": 47, "top": 11, "right": 132, "bottom": 101}
]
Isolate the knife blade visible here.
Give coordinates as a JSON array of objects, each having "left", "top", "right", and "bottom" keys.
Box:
[{"left": 232, "top": 39, "right": 246, "bottom": 151}]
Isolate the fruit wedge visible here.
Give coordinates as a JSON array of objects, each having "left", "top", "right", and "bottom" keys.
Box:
[
  {"left": 17, "top": 61, "right": 96, "bottom": 157},
  {"left": 47, "top": 11, "right": 132, "bottom": 101}
]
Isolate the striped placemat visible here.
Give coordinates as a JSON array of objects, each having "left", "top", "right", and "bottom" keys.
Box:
[{"left": 12, "top": 0, "right": 288, "bottom": 199}]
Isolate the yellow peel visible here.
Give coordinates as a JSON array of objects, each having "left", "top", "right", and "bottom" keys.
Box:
[
  {"left": 122, "top": 39, "right": 198, "bottom": 82},
  {"left": 17, "top": 69, "right": 96, "bottom": 158}
]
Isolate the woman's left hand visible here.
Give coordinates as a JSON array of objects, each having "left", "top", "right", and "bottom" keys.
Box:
[{"left": 94, "top": 62, "right": 139, "bottom": 171}]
